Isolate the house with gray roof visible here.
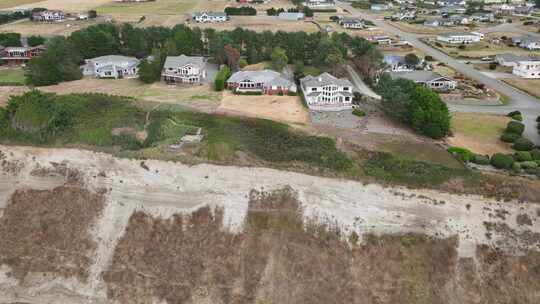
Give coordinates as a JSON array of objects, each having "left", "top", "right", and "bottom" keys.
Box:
[
  {"left": 513, "top": 35, "right": 540, "bottom": 51},
  {"left": 300, "top": 73, "right": 354, "bottom": 111},
  {"left": 162, "top": 55, "right": 206, "bottom": 84},
  {"left": 82, "top": 55, "right": 140, "bottom": 79},
  {"left": 340, "top": 17, "right": 364, "bottom": 29},
  {"left": 226, "top": 70, "right": 296, "bottom": 95},
  {"left": 278, "top": 12, "right": 305, "bottom": 21},
  {"left": 193, "top": 11, "right": 228, "bottom": 23},
  {"left": 390, "top": 71, "right": 457, "bottom": 91},
  {"left": 495, "top": 53, "right": 537, "bottom": 67}
]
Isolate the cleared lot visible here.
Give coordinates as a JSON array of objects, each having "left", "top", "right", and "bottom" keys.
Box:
[
  {"left": 447, "top": 112, "right": 512, "bottom": 155},
  {"left": 97, "top": 0, "right": 198, "bottom": 15},
  {"left": 0, "top": 19, "right": 102, "bottom": 36},
  {"left": 502, "top": 78, "right": 540, "bottom": 99},
  {"left": 218, "top": 91, "right": 310, "bottom": 125},
  {"left": 2, "top": 0, "right": 111, "bottom": 11},
  {"left": 0, "top": 0, "right": 42, "bottom": 9}
]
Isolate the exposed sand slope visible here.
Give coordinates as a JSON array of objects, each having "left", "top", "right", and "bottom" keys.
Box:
[{"left": 0, "top": 145, "right": 539, "bottom": 302}]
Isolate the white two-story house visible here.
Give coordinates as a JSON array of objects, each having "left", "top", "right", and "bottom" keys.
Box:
[
  {"left": 300, "top": 73, "right": 355, "bottom": 111},
  {"left": 436, "top": 32, "right": 481, "bottom": 44},
  {"left": 162, "top": 55, "right": 206, "bottom": 84},
  {"left": 82, "top": 55, "right": 140, "bottom": 79},
  {"left": 192, "top": 12, "right": 228, "bottom": 23},
  {"left": 31, "top": 10, "right": 65, "bottom": 22},
  {"left": 513, "top": 60, "right": 540, "bottom": 79}
]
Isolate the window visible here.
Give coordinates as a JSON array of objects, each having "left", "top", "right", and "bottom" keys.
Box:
[{"left": 311, "top": 87, "right": 316, "bottom": 91}]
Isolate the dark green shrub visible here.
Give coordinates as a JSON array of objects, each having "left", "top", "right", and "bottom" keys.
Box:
[
  {"left": 505, "top": 121, "right": 525, "bottom": 135},
  {"left": 512, "top": 162, "right": 522, "bottom": 172},
  {"left": 490, "top": 153, "right": 514, "bottom": 169},
  {"left": 531, "top": 148, "right": 540, "bottom": 160},
  {"left": 515, "top": 151, "right": 532, "bottom": 161},
  {"left": 536, "top": 116, "right": 540, "bottom": 122},
  {"left": 472, "top": 154, "right": 490, "bottom": 165},
  {"left": 513, "top": 138, "right": 534, "bottom": 151},
  {"left": 507, "top": 110, "right": 521, "bottom": 117},
  {"left": 352, "top": 109, "right": 366, "bottom": 117},
  {"left": 500, "top": 132, "right": 520, "bottom": 143},
  {"left": 520, "top": 161, "right": 538, "bottom": 169},
  {"left": 511, "top": 114, "right": 523, "bottom": 121},
  {"left": 447, "top": 146, "right": 475, "bottom": 162}
]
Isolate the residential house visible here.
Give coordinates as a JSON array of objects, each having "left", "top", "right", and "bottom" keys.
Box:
[
  {"left": 0, "top": 45, "right": 46, "bottom": 65},
  {"left": 483, "top": 0, "right": 507, "bottom": 3},
  {"left": 513, "top": 35, "right": 540, "bottom": 50},
  {"left": 512, "top": 60, "right": 540, "bottom": 78},
  {"left": 438, "top": 0, "right": 466, "bottom": 6},
  {"left": 31, "top": 10, "right": 65, "bottom": 22},
  {"left": 371, "top": 3, "right": 391, "bottom": 11},
  {"left": 449, "top": 15, "right": 470, "bottom": 25},
  {"left": 391, "top": 10, "right": 416, "bottom": 21},
  {"left": 278, "top": 12, "right": 305, "bottom": 21},
  {"left": 436, "top": 32, "right": 482, "bottom": 44},
  {"left": 513, "top": 5, "right": 533, "bottom": 15},
  {"left": 373, "top": 35, "right": 392, "bottom": 45},
  {"left": 496, "top": 4, "right": 515, "bottom": 15},
  {"left": 193, "top": 11, "right": 228, "bottom": 23},
  {"left": 440, "top": 5, "right": 467, "bottom": 15},
  {"left": 383, "top": 55, "right": 418, "bottom": 72},
  {"left": 162, "top": 55, "right": 206, "bottom": 84},
  {"left": 304, "top": 0, "right": 335, "bottom": 8},
  {"left": 470, "top": 12, "right": 494, "bottom": 22},
  {"left": 424, "top": 19, "right": 440, "bottom": 27},
  {"left": 226, "top": 70, "right": 296, "bottom": 95},
  {"left": 300, "top": 73, "right": 354, "bottom": 111},
  {"left": 340, "top": 17, "right": 364, "bottom": 29},
  {"left": 495, "top": 53, "right": 536, "bottom": 67},
  {"left": 390, "top": 71, "right": 458, "bottom": 91},
  {"left": 82, "top": 55, "right": 140, "bottom": 79}
]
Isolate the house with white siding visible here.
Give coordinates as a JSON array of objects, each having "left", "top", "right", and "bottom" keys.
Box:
[
  {"left": 31, "top": 10, "right": 65, "bottom": 22},
  {"left": 300, "top": 73, "right": 354, "bottom": 111},
  {"left": 192, "top": 11, "right": 228, "bottom": 23},
  {"left": 436, "top": 32, "right": 482, "bottom": 44},
  {"left": 340, "top": 17, "right": 364, "bottom": 29},
  {"left": 390, "top": 71, "right": 457, "bottom": 91},
  {"left": 512, "top": 60, "right": 540, "bottom": 78},
  {"left": 82, "top": 55, "right": 140, "bottom": 79},
  {"left": 226, "top": 70, "right": 296, "bottom": 95},
  {"left": 162, "top": 55, "right": 206, "bottom": 84}
]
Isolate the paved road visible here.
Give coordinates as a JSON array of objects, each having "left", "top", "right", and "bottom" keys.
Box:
[
  {"left": 345, "top": 65, "right": 381, "bottom": 99},
  {"left": 337, "top": 1, "right": 540, "bottom": 144}
]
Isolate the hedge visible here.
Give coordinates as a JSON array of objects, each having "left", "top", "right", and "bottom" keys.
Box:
[
  {"left": 515, "top": 151, "right": 532, "bottom": 161},
  {"left": 512, "top": 137, "right": 534, "bottom": 151},
  {"left": 490, "top": 153, "right": 514, "bottom": 169},
  {"left": 472, "top": 154, "right": 490, "bottom": 165},
  {"left": 500, "top": 132, "right": 521, "bottom": 143},
  {"left": 225, "top": 7, "right": 257, "bottom": 15},
  {"left": 505, "top": 121, "right": 525, "bottom": 135},
  {"left": 447, "top": 146, "right": 474, "bottom": 162},
  {"left": 507, "top": 110, "right": 521, "bottom": 117},
  {"left": 520, "top": 161, "right": 538, "bottom": 169},
  {"left": 511, "top": 114, "right": 523, "bottom": 121},
  {"left": 531, "top": 148, "right": 540, "bottom": 160}
]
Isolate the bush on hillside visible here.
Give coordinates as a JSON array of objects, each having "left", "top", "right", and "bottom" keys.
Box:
[
  {"left": 500, "top": 132, "right": 521, "bottom": 143},
  {"left": 507, "top": 110, "right": 521, "bottom": 117},
  {"left": 505, "top": 121, "right": 525, "bottom": 135},
  {"left": 447, "top": 147, "right": 475, "bottom": 162},
  {"left": 520, "top": 161, "right": 538, "bottom": 169},
  {"left": 511, "top": 114, "right": 523, "bottom": 121},
  {"left": 472, "top": 154, "right": 490, "bottom": 165},
  {"left": 490, "top": 153, "right": 514, "bottom": 169},
  {"left": 238, "top": 59, "right": 248, "bottom": 69},
  {"left": 352, "top": 109, "right": 365, "bottom": 117},
  {"left": 515, "top": 151, "right": 532, "bottom": 161},
  {"left": 512, "top": 137, "right": 534, "bottom": 151},
  {"left": 531, "top": 148, "right": 540, "bottom": 160}
]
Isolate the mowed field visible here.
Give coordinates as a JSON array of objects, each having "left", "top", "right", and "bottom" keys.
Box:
[{"left": 0, "top": 19, "right": 102, "bottom": 36}]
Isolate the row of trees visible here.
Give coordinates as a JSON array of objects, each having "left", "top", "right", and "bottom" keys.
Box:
[
  {"left": 25, "top": 23, "right": 383, "bottom": 86},
  {"left": 0, "top": 10, "right": 30, "bottom": 25},
  {"left": 376, "top": 73, "right": 451, "bottom": 139}
]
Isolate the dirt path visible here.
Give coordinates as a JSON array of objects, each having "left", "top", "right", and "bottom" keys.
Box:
[{"left": 0, "top": 145, "right": 539, "bottom": 303}]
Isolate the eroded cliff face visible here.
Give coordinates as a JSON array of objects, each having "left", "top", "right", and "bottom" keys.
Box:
[{"left": 0, "top": 146, "right": 539, "bottom": 303}]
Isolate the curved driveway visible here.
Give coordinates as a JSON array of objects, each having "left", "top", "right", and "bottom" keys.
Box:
[{"left": 337, "top": 1, "right": 540, "bottom": 143}]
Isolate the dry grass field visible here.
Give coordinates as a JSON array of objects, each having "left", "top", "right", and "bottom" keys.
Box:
[
  {"left": 188, "top": 16, "right": 320, "bottom": 33},
  {"left": 501, "top": 78, "right": 540, "bottom": 99},
  {"left": 97, "top": 0, "right": 198, "bottom": 15},
  {"left": 0, "top": 19, "right": 102, "bottom": 36},
  {"left": 218, "top": 91, "right": 310, "bottom": 125},
  {"left": 2, "top": 0, "right": 111, "bottom": 11},
  {"left": 447, "top": 112, "right": 512, "bottom": 155},
  {"left": 0, "top": 0, "right": 42, "bottom": 9}
]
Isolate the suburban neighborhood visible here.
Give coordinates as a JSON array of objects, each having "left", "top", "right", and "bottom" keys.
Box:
[{"left": 0, "top": 0, "right": 540, "bottom": 303}]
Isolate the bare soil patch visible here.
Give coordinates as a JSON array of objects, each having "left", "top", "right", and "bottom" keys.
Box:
[
  {"left": 0, "top": 86, "right": 26, "bottom": 107},
  {"left": 0, "top": 186, "right": 104, "bottom": 282},
  {"left": 218, "top": 91, "right": 310, "bottom": 125}
]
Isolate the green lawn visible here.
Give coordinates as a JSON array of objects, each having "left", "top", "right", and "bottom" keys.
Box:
[
  {"left": 0, "top": 68, "right": 25, "bottom": 85},
  {"left": 0, "top": 0, "right": 42, "bottom": 9},
  {"left": 96, "top": 0, "right": 197, "bottom": 15}
]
